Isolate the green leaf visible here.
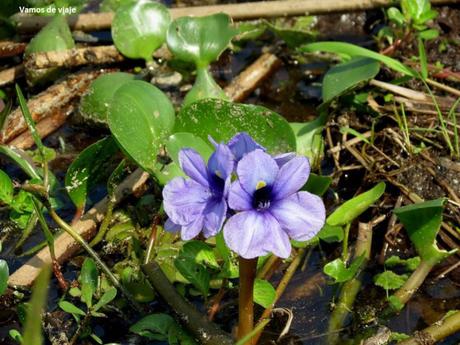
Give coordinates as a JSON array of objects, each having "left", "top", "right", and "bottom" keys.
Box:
[
  {"left": 9, "top": 329, "right": 22, "bottom": 343},
  {"left": 59, "top": 300, "right": 86, "bottom": 316},
  {"left": 25, "top": 15, "right": 75, "bottom": 55},
  {"left": 387, "top": 7, "right": 405, "bottom": 26},
  {"left": 266, "top": 17, "right": 316, "bottom": 48},
  {"left": 80, "top": 72, "right": 136, "bottom": 125},
  {"left": 65, "top": 136, "right": 119, "bottom": 210},
  {"left": 0, "top": 146, "right": 41, "bottom": 181},
  {"left": 108, "top": 80, "right": 175, "bottom": 176},
  {"left": 174, "top": 255, "right": 210, "bottom": 296},
  {"left": 181, "top": 241, "right": 219, "bottom": 269},
  {"left": 0, "top": 169, "right": 13, "bottom": 204},
  {"left": 327, "top": 182, "right": 386, "bottom": 226},
  {"left": 22, "top": 265, "right": 51, "bottom": 345},
  {"left": 175, "top": 99, "right": 296, "bottom": 155},
  {"left": 32, "top": 198, "right": 55, "bottom": 257},
  {"left": 304, "top": 173, "right": 332, "bottom": 197},
  {"left": 166, "top": 13, "right": 237, "bottom": 68},
  {"left": 394, "top": 198, "right": 454, "bottom": 264},
  {"left": 318, "top": 224, "right": 344, "bottom": 243},
  {"left": 290, "top": 112, "right": 327, "bottom": 168},
  {"left": 322, "top": 57, "right": 380, "bottom": 103},
  {"left": 92, "top": 287, "right": 117, "bottom": 312},
  {"left": 253, "top": 279, "right": 276, "bottom": 308},
  {"left": 80, "top": 258, "right": 98, "bottom": 308},
  {"left": 300, "top": 42, "right": 417, "bottom": 77},
  {"left": 112, "top": 0, "right": 170, "bottom": 62},
  {"left": 323, "top": 255, "right": 365, "bottom": 283},
  {"left": 0, "top": 259, "right": 9, "bottom": 296},
  {"left": 130, "top": 313, "right": 175, "bottom": 341},
  {"left": 419, "top": 28, "right": 439, "bottom": 40},
  {"left": 384, "top": 255, "right": 421, "bottom": 271},
  {"left": 374, "top": 270, "right": 408, "bottom": 290},
  {"left": 165, "top": 132, "right": 213, "bottom": 167}
]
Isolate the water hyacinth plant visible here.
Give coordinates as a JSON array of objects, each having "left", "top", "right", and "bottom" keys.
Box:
[{"left": 163, "top": 132, "right": 325, "bottom": 342}]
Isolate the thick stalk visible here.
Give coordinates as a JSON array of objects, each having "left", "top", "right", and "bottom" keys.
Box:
[
  {"left": 398, "top": 310, "right": 460, "bottom": 345},
  {"left": 327, "top": 222, "right": 373, "bottom": 345},
  {"left": 238, "top": 257, "right": 258, "bottom": 345},
  {"left": 141, "top": 261, "right": 233, "bottom": 345},
  {"left": 388, "top": 260, "right": 433, "bottom": 312}
]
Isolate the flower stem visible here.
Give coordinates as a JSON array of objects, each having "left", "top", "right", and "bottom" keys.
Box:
[{"left": 238, "top": 256, "right": 258, "bottom": 344}]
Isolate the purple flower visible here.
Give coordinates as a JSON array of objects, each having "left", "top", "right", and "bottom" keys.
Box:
[
  {"left": 163, "top": 144, "right": 234, "bottom": 240},
  {"left": 223, "top": 149, "right": 325, "bottom": 259}
]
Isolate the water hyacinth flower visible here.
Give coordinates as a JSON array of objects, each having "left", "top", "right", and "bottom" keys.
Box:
[
  {"left": 223, "top": 149, "right": 325, "bottom": 259},
  {"left": 163, "top": 143, "right": 234, "bottom": 240}
]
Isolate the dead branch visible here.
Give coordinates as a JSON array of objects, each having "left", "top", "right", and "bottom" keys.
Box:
[
  {"left": 0, "top": 41, "right": 26, "bottom": 58},
  {"left": 25, "top": 45, "right": 125, "bottom": 70},
  {"left": 224, "top": 52, "right": 281, "bottom": 101},
  {"left": 0, "top": 70, "right": 100, "bottom": 144},
  {"left": 12, "top": 0, "right": 455, "bottom": 33},
  {"left": 0, "top": 64, "right": 24, "bottom": 87}
]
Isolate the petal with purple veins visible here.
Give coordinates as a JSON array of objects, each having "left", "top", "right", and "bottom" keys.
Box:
[
  {"left": 269, "top": 191, "right": 325, "bottom": 241},
  {"left": 272, "top": 156, "right": 310, "bottom": 200},
  {"left": 207, "top": 143, "right": 235, "bottom": 181},
  {"left": 162, "top": 177, "right": 210, "bottom": 225},
  {"left": 228, "top": 181, "right": 253, "bottom": 211},
  {"left": 237, "top": 150, "right": 279, "bottom": 195},
  {"left": 228, "top": 132, "right": 265, "bottom": 160},
  {"left": 181, "top": 216, "right": 205, "bottom": 240},
  {"left": 274, "top": 152, "right": 296, "bottom": 167},
  {"left": 203, "top": 198, "right": 227, "bottom": 238},
  {"left": 223, "top": 210, "right": 290, "bottom": 258},
  {"left": 179, "top": 148, "right": 209, "bottom": 187}
]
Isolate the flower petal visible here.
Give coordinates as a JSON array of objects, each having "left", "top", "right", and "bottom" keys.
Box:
[
  {"left": 164, "top": 218, "right": 181, "bottom": 233},
  {"left": 162, "top": 177, "right": 210, "bottom": 225},
  {"left": 228, "top": 132, "right": 265, "bottom": 161},
  {"left": 274, "top": 152, "right": 296, "bottom": 167},
  {"left": 237, "top": 149, "right": 279, "bottom": 195},
  {"left": 179, "top": 148, "right": 209, "bottom": 187},
  {"left": 270, "top": 191, "right": 325, "bottom": 241},
  {"left": 181, "top": 216, "right": 204, "bottom": 240},
  {"left": 203, "top": 198, "right": 227, "bottom": 238},
  {"left": 207, "top": 143, "right": 235, "bottom": 181},
  {"left": 272, "top": 156, "right": 310, "bottom": 200},
  {"left": 223, "top": 211, "right": 291, "bottom": 259},
  {"left": 228, "top": 181, "right": 253, "bottom": 211}
]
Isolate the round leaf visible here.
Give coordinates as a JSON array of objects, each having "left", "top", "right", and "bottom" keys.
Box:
[
  {"left": 253, "top": 279, "right": 275, "bottom": 308},
  {"left": 112, "top": 0, "right": 171, "bottom": 61},
  {"left": 174, "top": 99, "right": 296, "bottom": 154},
  {"left": 108, "top": 80, "right": 175, "bottom": 175},
  {"left": 65, "top": 136, "right": 119, "bottom": 210},
  {"left": 166, "top": 13, "right": 237, "bottom": 68},
  {"left": 80, "top": 72, "right": 136, "bottom": 124}
]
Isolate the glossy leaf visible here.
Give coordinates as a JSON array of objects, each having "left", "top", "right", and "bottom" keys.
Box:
[
  {"left": 327, "top": 182, "right": 386, "bottom": 226},
  {"left": 167, "top": 13, "right": 237, "bottom": 68},
  {"left": 93, "top": 287, "right": 117, "bottom": 312},
  {"left": 174, "top": 256, "right": 210, "bottom": 296},
  {"left": 165, "top": 132, "right": 213, "bottom": 166},
  {"left": 108, "top": 80, "right": 175, "bottom": 175},
  {"left": 0, "top": 145, "right": 41, "bottom": 181},
  {"left": 0, "top": 259, "right": 8, "bottom": 296},
  {"left": 59, "top": 300, "right": 86, "bottom": 316},
  {"left": 80, "top": 258, "right": 98, "bottom": 308},
  {"left": 374, "top": 270, "right": 408, "bottom": 290},
  {"left": 318, "top": 224, "right": 344, "bottom": 243},
  {"left": 181, "top": 241, "right": 219, "bottom": 269},
  {"left": 112, "top": 0, "right": 171, "bottom": 61},
  {"left": 300, "top": 42, "right": 417, "bottom": 77},
  {"left": 0, "top": 169, "right": 13, "bottom": 204},
  {"left": 323, "top": 255, "right": 365, "bottom": 283},
  {"left": 394, "top": 198, "right": 454, "bottom": 264},
  {"left": 25, "top": 15, "right": 75, "bottom": 55},
  {"left": 175, "top": 99, "right": 296, "bottom": 154},
  {"left": 22, "top": 265, "right": 51, "bottom": 345},
  {"left": 253, "top": 279, "right": 276, "bottom": 308},
  {"left": 304, "top": 173, "right": 332, "bottom": 197},
  {"left": 80, "top": 72, "right": 136, "bottom": 124},
  {"left": 290, "top": 112, "right": 327, "bottom": 168},
  {"left": 322, "top": 57, "right": 380, "bottom": 103},
  {"left": 65, "top": 136, "right": 119, "bottom": 210}
]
